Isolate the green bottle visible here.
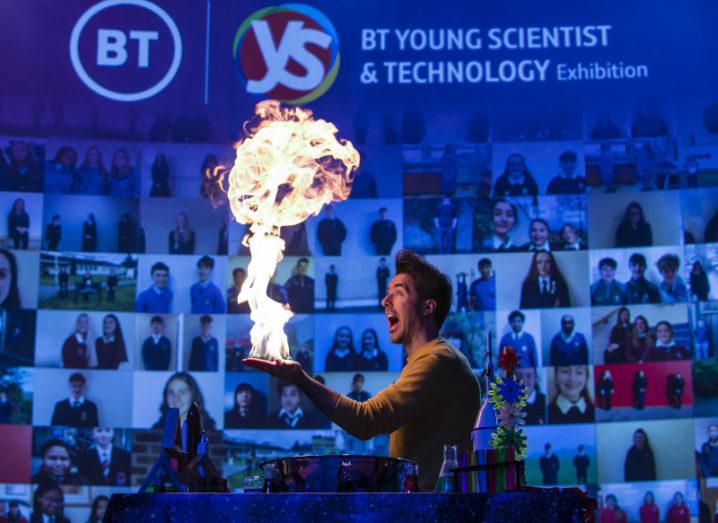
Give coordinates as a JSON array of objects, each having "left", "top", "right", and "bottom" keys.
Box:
[{"left": 434, "top": 444, "right": 458, "bottom": 493}]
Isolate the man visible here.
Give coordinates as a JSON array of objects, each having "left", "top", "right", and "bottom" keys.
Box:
[
  {"left": 699, "top": 424, "right": 718, "bottom": 477},
  {"left": 370, "top": 207, "right": 397, "bottom": 255},
  {"left": 77, "top": 427, "right": 131, "bottom": 486},
  {"left": 573, "top": 444, "right": 589, "bottom": 484},
  {"left": 317, "top": 205, "right": 347, "bottom": 256},
  {"left": 227, "top": 267, "right": 251, "bottom": 314},
  {"left": 45, "top": 214, "right": 62, "bottom": 251},
  {"left": 549, "top": 314, "right": 589, "bottom": 366},
  {"left": 656, "top": 254, "right": 688, "bottom": 304},
  {"left": 540, "top": 443, "right": 559, "bottom": 485},
  {"left": 141, "top": 316, "right": 172, "bottom": 370},
  {"left": 51, "top": 372, "right": 99, "bottom": 427},
  {"left": 434, "top": 196, "right": 458, "bottom": 254},
  {"left": 135, "top": 262, "right": 173, "bottom": 313},
  {"left": 325, "top": 264, "right": 338, "bottom": 311},
  {"left": 590, "top": 257, "right": 627, "bottom": 306},
  {"left": 188, "top": 315, "right": 219, "bottom": 372},
  {"left": 498, "top": 310, "right": 538, "bottom": 368},
  {"left": 376, "top": 257, "right": 390, "bottom": 307},
  {"left": 625, "top": 253, "right": 660, "bottom": 304},
  {"left": 546, "top": 151, "right": 586, "bottom": 194},
  {"left": 285, "top": 257, "right": 315, "bottom": 313},
  {"left": 347, "top": 373, "right": 372, "bottom": 402},
  {"left": 106, "top": 270, "right": 118, "bottom": 303},
  {"left": 469, "top": 258, "right": 496, "bottom": 311},
  {"left": 245, "top": 250, "right": 480, "bottom": 491},
  {"left": 190, "top": 256, "right": 226, "bottom": 314}
]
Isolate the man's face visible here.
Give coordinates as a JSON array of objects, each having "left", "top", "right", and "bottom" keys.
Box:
[
  {"left": 600, "top": 264, "right": 615, "bottom": 283},
  {"left": 630, "top": 262, "right": 645, "bottom": 280},
  {"left": 297, "top": 261, "right": 308, "bottom": 277},
  {"left": 93, "top": 427, "right": 114, "bottom": 447},
  {"left": 198, "top": 264, "right": 212, "bottom": 282},
  {"left": 352, "top": 379, "right": 364, "bottom": 394},
  {"left": 660, "top": 265, "right": 678, "bottom": 286},
  {"left": 561, "top": 316, "right": 575, "bottom": 336},
  {"left": 151, "top": 321, "right": 163, "bottom": 335},
  {"left": 200, "top": 321, "right": 212, "bottom": 337},
  {"left": 479, "top": 263, "right": 492, "bottom": 280},
  {"left": 379, "top": 209, "right": 387, "bottom": 220},
  {"left": 510, "top": 316, "right": 524, "bottom": 333},
  {"left": 708, "top": 425, "right": 718, "bottom": 441},
  {"left": 70, "top": 380, "right": 84, "bottom": 399},
  {"left": 280, "top": 385, "right": 300, "bottom": 412},
  {"left": 560, "top": 159, "right": 576, "bottom": 177},
  {"left": 44, "top": 446, "right": 71, "bottom": 477},
  {"left": 152, "top": 269, "right": 169, "bottom": 289},
  {"left": 381, "top": 273, "right": 424, "bottom": 345}
]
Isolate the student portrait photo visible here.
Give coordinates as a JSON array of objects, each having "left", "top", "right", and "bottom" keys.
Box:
[
  {"left": 540, "top": 308, "right": 591, "bottom": 367},
  {"left": 521, "top": 423, "right": 597, "bottom": 486},
  {"left": 2, "top": 193, "right": 43, "bottom": 250},
  {"left": 266, "top": 378, "right": 329, "bottom": 430},
  {"left": 546, "top": 365, "right": 595, "bottom": 424},
  {"left": 588, "top": 191, "right": 682, "bottom": 249},
  {"left": 33, "top": 369, "right": 133, "bottom": 428},
  {"left": 313, "top": 256, "right": 394, "bottom": 312},
  {"left": 182, "top": 314, "right": 225, "bottom": 373},
  {"left": 514, "top": 366, "right": 547, "bottom": 425},
  {"left": 0, "top": 137, "right": 44, "bottom": 192},
  {"left": 403, "top": 195, "right": 473, "bottom": 254},
  {"left": 497, "top": 309, "right": 541, "bottom": 368},
  {"left": 34, "top": 311, "right": 135, "bottom": 370},
  {"left": 223, "top": 372, "right": 269, "bottom": 429},
  {"left": 41, "top": 194, "right": 140, "bottom": 254},
  {"left": 591, "top": 304, "right": 690, "bottom": 365},
  {"left": 140, "top": 198, "right": 227, "bottom": 255},
  {"left": 0, "top": 249, "right": 39, "bottom": 310},
  {"left": 132, "top": 370, "right": 221, "bottom": 430},
  {"left": 135, "top": 314, "right": 178, "bottom": 371},
  {"left": 313, "top": 313, "right": 404, "bottom": 373},
  {"left": 596, "top": 419, "right": 695, "bottom": 484},
  {"left": 39, "top": 253, "right": 138, "bottom": 312}
]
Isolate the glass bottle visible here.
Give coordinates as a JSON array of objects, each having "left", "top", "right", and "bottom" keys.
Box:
[
  {"left": 337, "top": 460, "right": 355, "bottom": 493},
  {"left": 403, "top": 462, "right": 420, "bottom": 493},
  {"left": 434, "top": 444, "right": 458, "bottom": 492}
]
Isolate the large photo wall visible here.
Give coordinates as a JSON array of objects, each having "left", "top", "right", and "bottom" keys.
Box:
[{"left": 2, "top": 0, "right": 718, "bottom": 520}]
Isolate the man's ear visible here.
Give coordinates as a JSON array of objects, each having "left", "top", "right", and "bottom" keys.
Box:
[{"left": 423, "top": 298, "right": 437, "bottom": 317}]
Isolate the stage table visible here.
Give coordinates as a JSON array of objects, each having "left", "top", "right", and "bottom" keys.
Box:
[{"left": 104, "top": 491, "right": 589, "bottom": 522}]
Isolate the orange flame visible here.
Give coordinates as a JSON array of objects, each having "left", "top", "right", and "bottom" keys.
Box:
[{"left": 221, "top": 100, "right": 359, "bottom": 360}]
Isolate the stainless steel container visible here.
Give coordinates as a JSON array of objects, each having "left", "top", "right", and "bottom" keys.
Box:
[{"left": 260, "top": 454, "right": 418, "bottom": 493}]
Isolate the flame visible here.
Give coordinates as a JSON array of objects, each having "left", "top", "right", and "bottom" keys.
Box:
[{"left": 220, "top": 100, "right": 359, "bottom": 360}]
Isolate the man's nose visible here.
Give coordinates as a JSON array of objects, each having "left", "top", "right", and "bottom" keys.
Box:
[{"left": 380, "top": 293, "right": 390, "bottom": 308}]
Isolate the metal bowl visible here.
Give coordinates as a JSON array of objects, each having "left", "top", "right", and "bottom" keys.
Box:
[{"left": 260, "top": 454, "right": 418, "bottom": 493}]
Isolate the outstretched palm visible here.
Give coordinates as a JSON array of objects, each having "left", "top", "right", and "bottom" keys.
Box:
[{"left": 242, "top": 357, "right": 303, "bottom": 381}]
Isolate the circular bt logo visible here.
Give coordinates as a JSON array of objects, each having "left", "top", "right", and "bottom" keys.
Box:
[
  {"left": 70, "top": 0, "right": 182, "bottom": 102},
  {"left": 233, "top": 4, "right": 340, "bottom": 104}
]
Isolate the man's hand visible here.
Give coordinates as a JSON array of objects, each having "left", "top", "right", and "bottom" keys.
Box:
[{"left": 242, "top": 357, "right": 304, "bottom": 382}]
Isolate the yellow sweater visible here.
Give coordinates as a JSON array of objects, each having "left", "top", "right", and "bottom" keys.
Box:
[{"left": 331, "top": 338, "right": 481, "bottom": 491}]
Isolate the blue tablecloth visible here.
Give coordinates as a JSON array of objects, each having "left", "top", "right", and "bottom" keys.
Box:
[{"left": 104, "top": 491, "right": 586, "bottom": 522}]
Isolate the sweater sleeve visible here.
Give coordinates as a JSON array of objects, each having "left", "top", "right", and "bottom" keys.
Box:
[{"left": 331, "top": 350, "right": 451, "bottom": 440}]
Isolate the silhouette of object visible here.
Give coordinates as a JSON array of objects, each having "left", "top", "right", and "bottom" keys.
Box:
[{"left": 139, "top": 404, "right": 227, "bottom": 493}]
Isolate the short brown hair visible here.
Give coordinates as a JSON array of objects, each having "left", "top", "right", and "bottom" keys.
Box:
[{"left": 395, "top": 249, "right": 452, "bottom": 329}]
